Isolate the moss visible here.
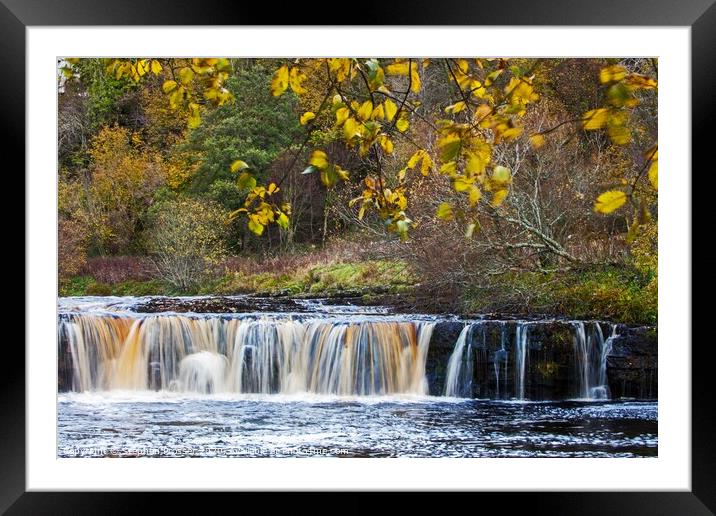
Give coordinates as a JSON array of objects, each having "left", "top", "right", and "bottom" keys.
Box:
[
  {"left": 59, "top": 276, "right": 98, "bottom": 296},
  {"left": 112, "top": 279, "right": 169, "bottom": 296},
  {"left": 207, "top": 260, "right": 416, "bottom": 298},
  {"left": 536, "top": 362, "right": 558, "bottom": 378},
  {"left": 462, "top": 265, "right": 657, "bottom": 325},
  {"left": 59, "top": 276, "right": 173, "bottom": 297},
  {"left": 86, "top": 282, "right": 113, "bottom": 296}
]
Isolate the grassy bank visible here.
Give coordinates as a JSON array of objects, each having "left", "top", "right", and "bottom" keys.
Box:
[
  {"left": 461, "top": 266, "right": 657, "bottom": 325},
  {"left": 59, "top": 256, "right": 656, "bottom": 325},
  {"left": 59, "top": 259, "right": 416, "bottom": 299}
]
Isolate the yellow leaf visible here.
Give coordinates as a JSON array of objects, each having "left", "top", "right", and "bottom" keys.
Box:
[
  {"left": 607, "top": 111, "right": 631, "bottom": 145},
  {"left": 436, "top": 202, "right": 454, "bottom": 221},
  {"left": 396, "top": 117, "right": 409, "bottom": 132},
  {"left": 475, "top": 104, "right": 492, "bottom": 121},
  {"left": 162, "top": 80, "right": 178, "bottom": 93},
  {"left": 594, "top": 190, "right": 628, "bottom": 214},
  {"left": 300, "top": 112, "right": 316, "bottom": 125},
  {"left": 179, "top": 67, "right": 195, "bottom": 85},
  {"left": 357, "top": 100, "right": 373, "bottom": 121},
  {"left": 289, "top": 67, "right": 307, "bottom": 94},
  {"left": 440, "top": 161, "right": 457, "bottom": 175},
  {"left": 236, "top": 172, "right": 256, "bottom": 190},
  {"left": 438, "top": 133, "right": 461, "bottom": 163},
  {"left": 231, "top": 160, "right": 250, "bottom": 172},
  {"left": 445, "top": 101, "right": 466, "bottom": 114},
  {"left": 407, "top": 150, "right": 424, "bottom": 169},
  {"left": 151, "top": 60, "right": 162, "bottom": 75},
  {"left": 469, "top": 186, "right": 482, "bottom": 206},
  {"left": 529, "top": 133, "right": 545, "bottom": 149},
  {"left": 600, "top": 65, "right": 628, "bottom": 84},
  {"left": 420, "top": 153, "right": 432, "bottom": 176},
  {"left": 335, "top": 107, "right": 349, "bottom": 126},
  {"left": 410, "top": 64, "right": 421, "bottom": 93},
  {"left": 582, "top": 108, "right": 610, "bottom": 130},
  {"left": 386, "top": 61, "right": 409, "bottom": 75},
  {"left": 648, "top": 160, "right": 658, "bottom": 190},
  {"left": 371, "top": 104, "right": 385, "bottom": 120},
  {"left": 187, "top": 102, "right": 201, "bottom": 129},
  {"left": 169, "top": 87, "right": 184, "bottom": 109},
  {"left": 492, "top": 165, "right": 512, "bottom": 185},
  {"left": 465, "top": 142, "right": 491, "bottom": 175},
  {"left": 624, "top": 73, "right": 658, "bottom": 89},
  {"left": 453, "top": 176, "right": 473, "bottom": 192},
  {"left": 379, "top": 135, "right": 394, "bottom": 154},
  {"left": 500, "top": 126, "right": 524, "bottom": 140},
  {"left": 491, "top": 189, "right": 509, "bottom": 207},
  {"left": 248, "top": 218, "right": 264, "bottom": 236},
  {"left": 276, "top": 212, "right": 290, "bottom": 229},
  {"left": 271, "top": 65, "right": 290, "bottom": 97},
  {"left": 309, "top": 150, "right": 329, "bottom": 169},
  {"left": 384, "top": 99, "right": 398, "bottom": 121},
  {"left": 343, "top": 117, "right": 361, "bottom": 140},
  {"left": 267, "top": 182, "right": 279, "bottom": 194},
  {"left": 328, "top": 58, "right": 351, "bottom": 82},
  {"left": 135, "top": 60, "right": 148, "bottom": 77}
]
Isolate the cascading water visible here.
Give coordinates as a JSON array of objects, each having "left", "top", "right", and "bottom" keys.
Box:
[
  {"left": 56, "top": 298, "right": 657, "bottom": 458},
  {"left": 443, "top": 324, "right": 476, "bottom": 397},
  {"left": 493, "top": 322, "right": 508, "bottom": 398},
  {"left": 441, "top": 320, "right": 618, "bottom": 401},
  {"left": 571, "top": 321, "right": 618, "bottom": 399},
  {"left": 59, "top": 313, "right": 436, "bottom": 396},
  {"left": 514, "top": 324, "right": 529, "bottom": 400}
]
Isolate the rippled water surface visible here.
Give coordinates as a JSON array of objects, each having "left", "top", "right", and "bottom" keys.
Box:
[{"left": 58, "top": 394, "right": 657, "bottom": 458}]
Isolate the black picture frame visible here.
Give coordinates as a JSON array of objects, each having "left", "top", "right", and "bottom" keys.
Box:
[{"left": 6, "top": 0, "right": 710, "bottom": 513}]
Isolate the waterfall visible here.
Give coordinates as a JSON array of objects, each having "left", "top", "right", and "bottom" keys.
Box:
[
  {"left": 572, "top": 321, "right": 617, "bottom": 399},
  {"left": 514, "top": 324, "right": 529, "bottom": 400},
  {"left": 59, "top": 310, "right": 621, "bottom": 401},
  {"left": 442, "top": 320, "right": 617, "bottom": 400},
  {"left": 443, "top": 324, "right": 475, "bottom": 397},
  {"left": 494, "top": 322, "right": 508, "bottom": 398},
  {"left": 59, "top": 313, "right": 435, "bottom": 396}
]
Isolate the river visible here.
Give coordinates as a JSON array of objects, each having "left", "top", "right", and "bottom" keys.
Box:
[{"left": 57, "top": 296, "right": 658, "bottom": 458}]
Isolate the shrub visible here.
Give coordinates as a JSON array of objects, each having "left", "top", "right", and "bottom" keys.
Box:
[
  {"left": 58, "top": 218, "right": 89, "bottom": 279},
  {"left": 146, "top": 198, "right": 228, "bottom": 291}
]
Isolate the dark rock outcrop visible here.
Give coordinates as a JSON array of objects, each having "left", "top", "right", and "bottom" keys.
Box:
[
  {"left": 133, "top": 296, "right": 310, "bottom": 314},
  {"left": 606, "top": 325, "right": 657, "bottom": 399},
  {"left": 425, "top": 320, "right": 657, "bottom": 400}
]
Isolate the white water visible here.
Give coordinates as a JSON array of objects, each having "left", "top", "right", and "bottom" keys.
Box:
[
  {"left": 442, "top": 320, "right": 617, "bottom": 401},
  {"left": 443, "top": 325, "right": 474, "bottom": 397},
  {"left": 60, "top": 312, "right": 436, "bottom": 396}
]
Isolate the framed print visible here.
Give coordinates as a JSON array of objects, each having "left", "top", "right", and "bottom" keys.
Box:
[{"left": 7, "top": 0, "right": 712, "bottom": 512}]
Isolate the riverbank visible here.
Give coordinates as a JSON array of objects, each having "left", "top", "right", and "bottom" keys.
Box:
[{"left": 59, "top": 256, "right": 656, "bottom": 325}]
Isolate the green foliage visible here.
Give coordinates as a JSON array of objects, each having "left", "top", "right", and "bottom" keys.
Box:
[
  {"left": 180, "top": 63, "right": 301, "bottom": 193},
  {"left": 73, "top": 58, "right": 137, "bottom": 131}
]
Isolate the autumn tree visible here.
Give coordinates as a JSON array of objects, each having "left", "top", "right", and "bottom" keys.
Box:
[{"left": 147, "top": 198, "right": 228, "bottom": 290}]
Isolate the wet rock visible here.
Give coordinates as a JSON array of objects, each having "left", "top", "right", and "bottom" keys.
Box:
[
  {"left": 606, "top": 326, "right": 657, "bottom": 399},
  {"left": 132, "top": 296, "right": 309, "bottom": 314},
  {"left": 426, "top": 321, "right": 465, "bottom": 395}
]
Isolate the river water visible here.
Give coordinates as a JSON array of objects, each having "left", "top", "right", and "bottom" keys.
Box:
[
  {"left": 57, "top": 296, "right": 658, "bottom": 458},
  {"left": 58, "top": 393, "right": 656, "bottom": 458}
]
